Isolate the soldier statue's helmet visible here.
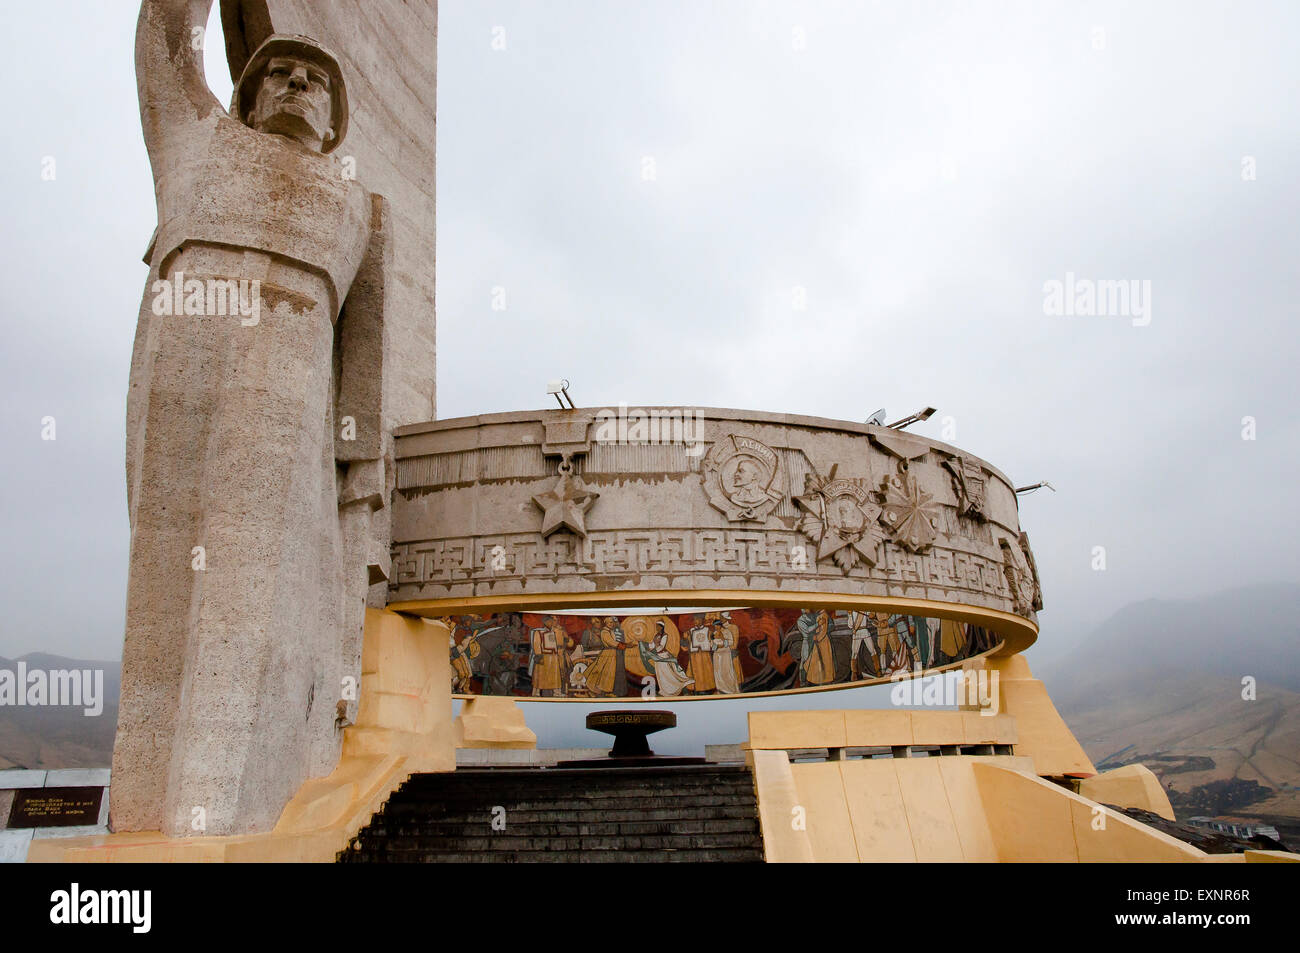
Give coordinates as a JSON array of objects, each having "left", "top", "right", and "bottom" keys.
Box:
[{"left": 230, "top": 33, "right": 349, "bottom": 153}]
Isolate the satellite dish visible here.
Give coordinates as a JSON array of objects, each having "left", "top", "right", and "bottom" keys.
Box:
[{"left": 866, "top": 408, "right": 887, "bottom": 426}]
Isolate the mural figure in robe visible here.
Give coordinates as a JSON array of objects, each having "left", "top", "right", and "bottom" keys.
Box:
[
  {"left": 880, "top": 613, "right": 917, "bottom": 674},
  {"left": 449, "top": 626, "right": 478, "bottom": 693},
  {"left": 685, "top": 614, "right": 718, "bottom": 694},
  {"left": 798, "top": 610, "right": 836, "bottom": 686},
  {"left": 710, "top": 612, "right": 744, "bottom": 695},
  {"left": 639, "top": 622, "right": 695, "bottom": 697},
  {"left": 582, "top": 616, "right": 629, "bottom": 697},
  {"left": 936, "top": 618, "right": 968, "bottom": 665},
  {"left": 530, "top": 617, "right": 574, "bottom": 697},
  {"left": 845, "top": 609, "right": 882, "bottom": 680}
]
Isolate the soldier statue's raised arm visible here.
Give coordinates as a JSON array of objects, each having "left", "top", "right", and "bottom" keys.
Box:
[{"left": 116, "top": 0, "right": 392, "bottom": 837}]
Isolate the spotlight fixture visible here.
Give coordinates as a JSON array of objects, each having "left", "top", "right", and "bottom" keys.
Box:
[
  {"left": 1014, "top": 481, "right": 1056, "bottom": 495},
  {"left": 885, "top": 406, "right": 937, "bottom": 430},
  {"left": 546, "top": 379, "right": 575, "bottom": 410}
]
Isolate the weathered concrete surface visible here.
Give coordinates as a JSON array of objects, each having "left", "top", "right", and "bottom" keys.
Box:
[
  {"left": 388, "top": 409, "right": 1042, "bottom": 645},
  {"left": 114, "top": 0, "right": 436, "bottom": 837},
  {"left": 225, "top": 0, "right": 438, "bottom": 435},
  {"left": 0, "top": 830, "right": 33, "bottom": 864}
]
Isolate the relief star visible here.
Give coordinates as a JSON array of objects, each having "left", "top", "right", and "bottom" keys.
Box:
[
  {"left": 532, "top": 470, "right": 600, "bottom": 539},
  {"left": 879, "top": 471, "right": 941, "bottom": 552}
]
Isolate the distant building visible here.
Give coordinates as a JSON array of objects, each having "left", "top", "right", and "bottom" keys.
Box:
[{"left": 1188, "top": 816, "right": 1281, "bottom": 841}]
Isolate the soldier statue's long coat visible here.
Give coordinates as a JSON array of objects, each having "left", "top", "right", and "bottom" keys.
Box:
[{"left": 115, "top": 0, "right": 391, "bottom": 836}]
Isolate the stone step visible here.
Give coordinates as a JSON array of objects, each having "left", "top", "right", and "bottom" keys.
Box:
[
  {"left": 338, "top": 847, "right": 764, "bottom": 863},
  {"left": 352, "top": 833, "right": 762, "bottom": 852},
  {"left": 381, "top": 797, "right": 758, "bottom": 817},
  {"left": 375, "top": 803, "right": 760, "bottom": 824},
  {"left": 403, "top": 764, "right": 754, "bottom": 774},
  {"left": 360, "top": 817, "right": 760, "bottom": 837},
  {"left": 337, "top": 767, "right": 765, "bottom": 863},
  {"left": 387, "top": 787, "right": 757, "bottom": 804},
  {"left": 389, "top": 789, "right": 757, "bottom": 807},
  {"left": 391, "top": 780, "right": 759, "bottom": 800},
  {"left": 405, "top": 764, "right": 754, "bottom": 774},
  {"left": 384, "top": 790, "right": 759, "bottom": 800},
  {"left": 400, "top": 780, "right": 759, "bottom": 795}
]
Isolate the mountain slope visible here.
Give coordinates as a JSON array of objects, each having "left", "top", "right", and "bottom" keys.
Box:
[
  {"left": 1039, "top": 584, "right": 1300, "bottom": 820},
  {"left": 0, "top": 653, "right": 120, "bottom": 770}
]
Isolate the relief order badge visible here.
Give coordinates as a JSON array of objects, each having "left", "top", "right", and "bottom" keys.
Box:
[
  {"left": 702, "top": 434, "right": 785, "bottom": 522},
  {"left": 794, "top": 469, "right": 883, "bottom": 573}
]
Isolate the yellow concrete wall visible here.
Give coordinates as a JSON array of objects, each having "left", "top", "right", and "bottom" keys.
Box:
[
  {"left": 838, "top": 759, "right": 922, "bottom": 862},
  {"left": 1244, "top": 850, "right": 1300, "bottom": 863},
  {"left": 750, "top": 710, "right": 848, "bottom": 749},
  {"left": 790, "top": 762, "right": 862, "bottom": 862},
  {"left": 972, "top": 656, "right": 1095, "bottom": 777},
  {"left": 770, "top": 757, "right": 1019, "bottom": 862},
  {"left": 748, "top": 708, "right": 1015, "bottom": 750},
  {"left": 1077, "top": 764, "right": 1176, "bottom": 821},
  {"left": 746, "top": 658, "right": 1086, "bottom": 780},
  {"left": 747, "top": 701, "right": 1300, "bottom": 863},
  {"left": 750, "top": 750, "right": 815, "bottom": 862},
  {"left": 454, "top": 696, "right": 537, "bottom": 748},
  {"left": 934, "top": 757, "right": 1002, "bottom": 862}
]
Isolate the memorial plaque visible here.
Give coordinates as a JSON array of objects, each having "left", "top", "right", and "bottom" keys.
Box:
[{"left": 7, "top": 786, "right": 103, "bottom": 829}]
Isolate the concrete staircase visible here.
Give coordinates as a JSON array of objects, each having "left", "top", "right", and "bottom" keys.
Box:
[{"left": 337, "top": 765, "right": 764, "bottom": 862}]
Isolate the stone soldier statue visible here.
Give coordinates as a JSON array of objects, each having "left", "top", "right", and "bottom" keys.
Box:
[{"left": 117, "top": 0, "right": 392, "bottom": 836}]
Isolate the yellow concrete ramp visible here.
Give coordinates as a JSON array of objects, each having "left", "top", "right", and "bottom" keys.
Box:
[
  {"left": 757, "top": 753, "right": 1214, "bottom": 862},
  {"left": 971, "top": 762, "right": 1205, "bottom": 862},
  {"left": 1077, "top": 764, "right": 1176, "bottom": 820}
]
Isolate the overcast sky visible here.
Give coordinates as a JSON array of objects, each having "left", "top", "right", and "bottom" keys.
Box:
[{"left": 1, "top": 0, "right": 1297, "bottom": 746}]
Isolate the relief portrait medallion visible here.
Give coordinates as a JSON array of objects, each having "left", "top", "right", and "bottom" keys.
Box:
[{"left": 702, "top": 434, "right": 786, "bottom": 522}]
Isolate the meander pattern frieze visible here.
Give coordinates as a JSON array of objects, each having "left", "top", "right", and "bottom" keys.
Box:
[{"left": 390, "top": 528, "right": 1014, "bottom": 601}]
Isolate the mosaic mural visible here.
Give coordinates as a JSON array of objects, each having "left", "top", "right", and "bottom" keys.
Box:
[{"left": 444, "top": 609, "right": 1000, "bottom": 698}]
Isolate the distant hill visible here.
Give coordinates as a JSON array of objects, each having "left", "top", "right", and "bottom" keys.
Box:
[
  {"left": 1040, "top": 584, "right": 1300, "bottom": 822},
  {"left": 0, "top": 653, "right": 120, "bottom": 770}
]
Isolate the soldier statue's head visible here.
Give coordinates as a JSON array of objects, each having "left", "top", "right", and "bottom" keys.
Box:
[{"left": 231, "top": 34, "right": 348, "bottom": 154}]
